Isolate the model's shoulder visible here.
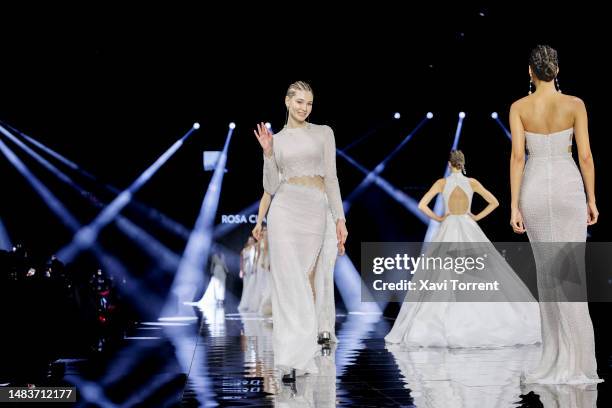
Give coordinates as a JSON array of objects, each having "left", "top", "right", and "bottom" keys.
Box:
[
  {"left": 309, "top": 123, "right": 333, "bottom": 133},
  {"left": 563, "top": 94, "right": 585, "bottom": 109},
  {"left": 272, "top": 127, "right": 287, "bottom": 138},
  {"left": 511, "top": 95, "right": 530, "bottom": 111},
  {"left": 434, "top": 178, "right": 446, "bottom": 189},
  {"left": 468, "top": 177, "right": 481, "bottom": 187}
]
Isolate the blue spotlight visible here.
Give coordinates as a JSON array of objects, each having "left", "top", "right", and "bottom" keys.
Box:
[
  {"left": 491, "top": 112, "right": 498, "bottom": 119},
  {"left": 459, "top": 112, "right": 466, "bottom": 119},
  {"left": 0, "top": 132, "right": 158, "bottom": 316},
  {"left": 393, "top": 112, "right": 401, "bottom": 119},
  {"left": 493, "top": 117, "right": 512, "bottom": 140},
  {"left": 229, "top": 122, "right": 236, "bottom": 129},
  {"left": 0, "top": 217, "right": 11, "bottom": 250},
  {"left": 338, "top": 116, "right": 431, "bottom": 223},
  {"left": 164, "top": 124, "right": 235, "bottom": 313},
  {"left": 58, "top": 124, "right": 199, "bottom": 262},
  {"left": 426, "top": 112, "right": 434, "bottom": 119},
  {"left": 7, "top": 125, "right": 191, "bottom": 240},
  {"left": 0, "top": 134, "right": 78, "bottom": 232},
  {"left": 265, "top": 122, "right": 272, "bottom": 129},
  {"left": 193, "top": 122, "right": 200, "bottom": 129}
]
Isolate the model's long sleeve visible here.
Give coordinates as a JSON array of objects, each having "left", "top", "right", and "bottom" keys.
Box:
[
  {"left": 263, "top": 152, "right": 280, "bottom": 195},
  {"left": 323, "top": 126, "right": 345, "bottom": 222}
]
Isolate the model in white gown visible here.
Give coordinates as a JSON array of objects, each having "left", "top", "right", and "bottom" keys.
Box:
[
  {"left": 255, "top": 82, "right": 348, "bottom": 379},
  {"left": 386, "top": 163, "right": 541, "bottom": 348},
  {"left": 261, "top": 122, "right": 345, "bottom": 374},
  {"left": 198, "top": 252, "right": 228, "bottom": 305},
  {"left": 510, "top": 45, "right": 602, "bottom": 384},
  {"left": 238, "top": 238, "right": 257, "bottom": 312}
]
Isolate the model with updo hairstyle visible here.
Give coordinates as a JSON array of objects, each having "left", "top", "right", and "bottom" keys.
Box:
[
  {"left": 253, "top": 81, "right": 347, "bottom": 384},
  {"left": 529, "top": 45, "right": 559, "bottom": 83},
  {"left": 385, "top": 149, "right": 541, "bottom": 348},
  {"left": 449, "top": 150, "right": 466, "bottom": 174},
  {"left": 509, "top": 45, "right": 602, "bottom": 384}
]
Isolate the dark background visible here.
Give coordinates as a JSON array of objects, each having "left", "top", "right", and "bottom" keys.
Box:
[
  {"left": 1, "top": 4, "right": 609, "bottom": 285},
  {"left": 1, "top": 6, "right": 611, "bottom": 402}
]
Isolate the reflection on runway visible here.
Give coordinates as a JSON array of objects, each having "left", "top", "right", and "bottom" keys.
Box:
[
  {"left": 387, "top": 343, "right": 540, "bottom": 407},
  {"left": 181, "top": 304, "right": 604, "bottom": 407}
]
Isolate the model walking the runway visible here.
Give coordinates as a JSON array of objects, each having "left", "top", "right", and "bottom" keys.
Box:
[
  {"left": 254, "top": 81, "right": 347, "bottom": 383},
  {"left": 385, "top": 151, "right": 540, "bottom": 347},
  {"left": 510, "top": 45, "right": 602, "bottom": 384}
]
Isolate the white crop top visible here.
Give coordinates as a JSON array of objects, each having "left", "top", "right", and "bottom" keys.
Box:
[{"left": 262, "top": 123, "right": 345, "bottom": 222}]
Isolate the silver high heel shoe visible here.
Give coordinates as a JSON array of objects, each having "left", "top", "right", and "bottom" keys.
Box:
[{"left": 317, "top": 331, "right": 331, "bottom": 345}]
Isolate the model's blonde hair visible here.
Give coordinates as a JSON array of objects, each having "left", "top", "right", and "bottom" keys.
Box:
[{"left": 286, "top": 81, "right": 313, "bottom": 98}]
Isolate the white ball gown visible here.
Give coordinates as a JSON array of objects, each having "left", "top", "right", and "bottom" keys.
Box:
[{"left": 385, "top": 171, "right": 541, "bottom": 348}]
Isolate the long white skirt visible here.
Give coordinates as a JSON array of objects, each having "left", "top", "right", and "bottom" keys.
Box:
[
  {"left": 385, "top": 214, "right": 541, "bottom": 348},
  {"left": 267, "top": 183, "right": 336, "bottom": 373}
]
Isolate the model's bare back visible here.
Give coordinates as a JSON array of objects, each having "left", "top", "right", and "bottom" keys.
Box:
[
  {"left": 447, "top": 186, "right": 470, "bottom": 214},
  {"left": 516, "top": 92, "right": 578, "bottom": 134}
]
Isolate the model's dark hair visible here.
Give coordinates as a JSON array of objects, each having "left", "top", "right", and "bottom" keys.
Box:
[{"left": 529, "top": 45, "right": 559, "bottom": 82}]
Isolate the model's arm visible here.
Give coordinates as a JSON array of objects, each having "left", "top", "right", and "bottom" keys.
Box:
[
  {"left": 509, "top": 102, "right": 526, "bottom": 233},
  {"left": 252, "top": 192, "right": 271, "bottom": 241},
  {"left": 323, "top": 126, "right": 348, "bottom": 254},
  {"left": 418, "top": 179, "right": 446, "bottom": 222},
  {"left": 257, "top": 192, "right": 272, "bottom": 224},
  {"left": 263, "top": 154, "right": 280, "bottom": 195},
  {"left": 255, "top": 122, "right": 280, "bottom": 195},
  {"left": 573, "top": 97, "right": 598, "bottom": 225},
  {"left": 469, "top": 178, "right": 499, "bottom": 221},
  {"left": 323, "top": 126, "right": 345, "bottom": 222}
]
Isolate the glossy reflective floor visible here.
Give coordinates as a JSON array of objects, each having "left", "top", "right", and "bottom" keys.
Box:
[
  {"left": 178, "top": 302, "right": 611, "bottom": 407},
  {"left": 27, "top": 301, "right": 611, "bottom": 407}
]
